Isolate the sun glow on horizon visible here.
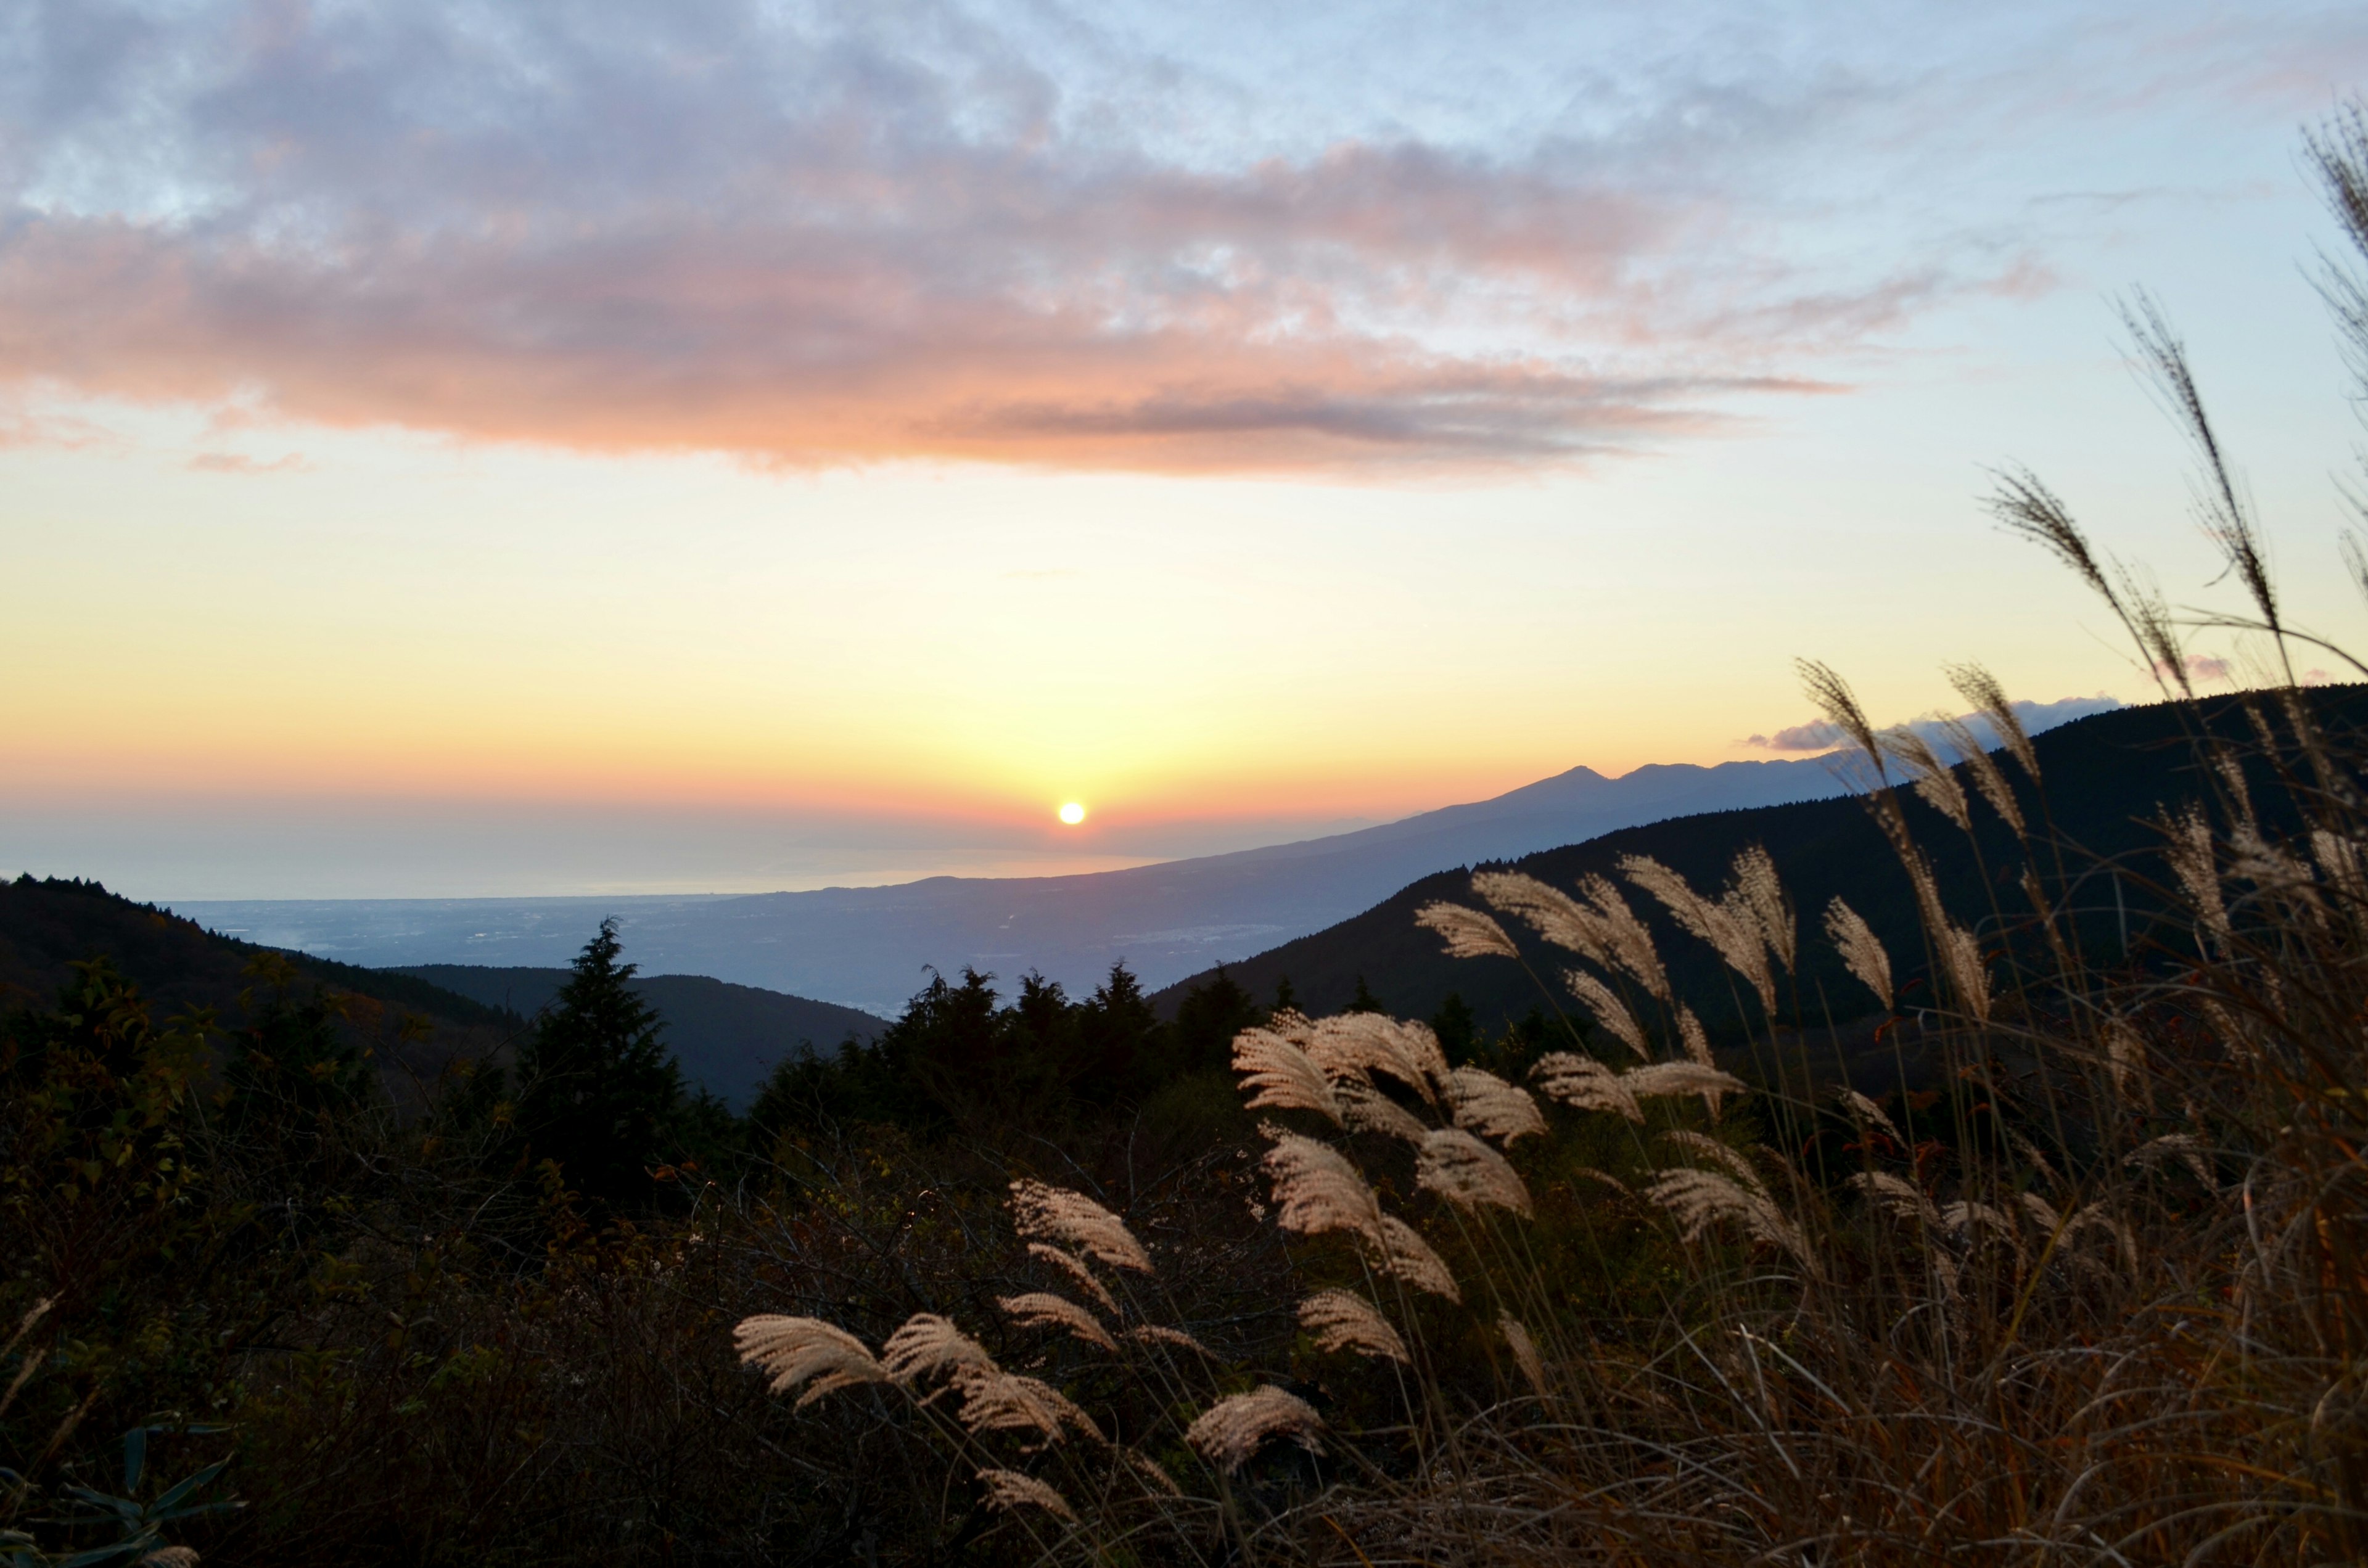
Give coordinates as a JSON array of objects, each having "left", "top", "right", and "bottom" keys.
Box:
[{"left": 1058, "top": 802, "right": 1087, "bottom": 825}]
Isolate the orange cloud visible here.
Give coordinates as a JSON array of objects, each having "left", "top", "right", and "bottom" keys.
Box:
[{"left": 0, "top": 4, "right": 1937, "bottom": 477}]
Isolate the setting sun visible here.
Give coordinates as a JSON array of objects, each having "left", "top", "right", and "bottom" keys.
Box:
[{"left": 1058, "top": 802, "right": 1086, "bottom": 825}]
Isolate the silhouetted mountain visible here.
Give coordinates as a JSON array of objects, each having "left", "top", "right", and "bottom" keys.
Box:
[
  {"left": 1147, "top": 691, "right": 2368, "bottom": 1041},
  {"left": 393, "top": 964, "right": 886, "bottom": 1108},
  {"left": 0, "top": 873, "right": 514, "bottom": 1029},
  {"left": 174, "top": 753, "right": 1879, "bottom": 1013}
]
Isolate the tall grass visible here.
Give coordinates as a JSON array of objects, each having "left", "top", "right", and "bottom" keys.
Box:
[{"left": 730, "top": 104, "right": 2368, "bottom": 1564}]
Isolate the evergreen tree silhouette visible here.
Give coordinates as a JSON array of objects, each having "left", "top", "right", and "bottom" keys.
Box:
[{"left": 514, "top": 919, "right": 682, "bottom": 1212}]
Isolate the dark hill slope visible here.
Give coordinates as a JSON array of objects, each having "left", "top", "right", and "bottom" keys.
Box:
[
  {"left": 1151, "top": 691, "right": 2368, "bottom": 1036},
  {"left": 0, "top": 875, "right": 519, "bottom": 1091},
  {"left": 393, "top": 965, "right": 887, "bottom": 1109},
  {"left": 0, "top": 874, "right": 514, "bottom": 1029}
]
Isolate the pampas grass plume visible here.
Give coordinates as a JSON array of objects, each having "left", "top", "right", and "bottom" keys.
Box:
[
  {"left": 1416, "top": 901, "right": 1522, "bottom": 960},
  {"left": 998, "top": 1292, "right": 1117, "bottom": 1352},
  {"left": 1009, "top": 1180, "right": 1154, "bottom": 1274},
  {"left": 734, "top": 1315, "right": 889, "bottom": 1406},
  {"left": 1186, "top": 1385, "right": 1327, "bottom": 1472},
  {"left": 976, "top": 1467, "right": 1076, "bottom": 1522},
  {"left": 1299, "top": 1289, "right": 1410, "bottom": 1363},
  {"left": 1417, "top": 1127, "right": 1534, "bottom": 1217}
]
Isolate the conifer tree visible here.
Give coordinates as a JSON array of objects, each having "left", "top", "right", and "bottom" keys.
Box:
[{"left": 513, "top": 919, "right": 683, "bottom": 1211}]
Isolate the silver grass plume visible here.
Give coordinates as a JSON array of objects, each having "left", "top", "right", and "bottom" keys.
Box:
[
  {"left": 1416, "top": 901, "right": 1521, "bottom": 960},
  {"left": 1417, "top": 1127, "right": 1534, "bottom": 1217},
  {"left": 1881, "top": 726, "right": 1972, "bottom": 834},
  {"left": 998, "top": 1292, "right": 1117, "bottom": 1353},
  {"left": 1336, "top": 1075, "right": 1430, "bottom": 1142},
  {"left": 1232, "top": 1027, "right": 1345, "bottom": 1125},
  {"left": 1645, "top": 1169, "right": 1811, "bottom": 1267},
  {"left": 1563, "top": 969, "right": 1647, "bottom": 1060},
  {"left": 956, "top": 1371, "right": 1103, "bottom": 1445},
  {"left": 1623, "top": 1061, "right": 1745, "bottom": 1113},
  {"left": 1472, "top": 870, "right": 1614, "bottom": 967},
  {"left": 1621, "top": 855, "right": 1775, "bottom": 1013},
  {"left": 881, "top": 1313, "right": 997, "bottom": 1385},
  {"left": 1661, "top": 1128, "right": 1763, "bottom": 1186},
  {"left": 1835, "top": 1086, "right": 1904, "bottom": 1146},
  {"left": 1946, "top": 662, "right": 2039, "bottom": 783},
  {"left": 141, "top": 1551, "right": 200, "bottom": 1568},
  {"left": 1306, "top": 1012, "right": 1446, "bottom": 1102},
  {"left": 1798, "top": 659, "right": 1885, "bottom": 773},
  {"left": 1009, "top": 1180, "right": 1154, "bottom": 1275},
  {"left": 1847, "top": 1170, "right": 1938, "bottom": 1226},
  {"left": 2314, "top": 828, "right": 2366, "bottom": 905},
  {"left": 1371, "top": 1216, "right": 1462, "bottom": 1301},
  {"left": 2102, "top": 1020, "right": 2152, "bottom": 1110},
  {"left": 2129, "top": 1132, "right": 2219, "bottom": 1191},
  {"left": 1445, "top": 1065, "right": 1547, "bottom": 1144},
  {"left": 1823, "top": 898, "right": 1893, "bottom": 1011},
  {"left": 1937, "top": 922, "right": 1993, "bottom": 1023},
  {"left": 976, "top": 1468, "right": 1075, "bottom": 1522},
  {"left": 1732, "top": 844, "right": 1796, "bottom": 972},
  {"left": 1298, "top": 1289, "right": 1409, "bottom": 1363},
  {"left": 734, "top": 1316, "right": 889, "bottom": 1407},
  {"left": 1186, "top": 1385, "right": 1327, "bottom": 1472},
  {"left": 1129, "top": 1450, "right": 1185, "bottom": 1496},
  {"left": 1026, "top": 1243, "right": 1119, "bottom": 1316},
  {"left": 1262, "top": 1130, "right": 1384, "bottom": 1240},
  {"left": 1125, "top": 1324, "right": 1217, "bottom": 1357},
  {"left": 1580, "top": 874, "right": 1672, "bottom": 999},
  {"left": 1675, "top": 1003, "right": 1712, "bottom": 1067},
  {"left": 1531, "top": 1052, "right": 1643, "bottom": 1122},
  {"left": 1938, "top": 711, "right": 2026, "bottom": 834},
  {"left": 1499, "top": 1313, "right": 1547, "bottom": 1397}
]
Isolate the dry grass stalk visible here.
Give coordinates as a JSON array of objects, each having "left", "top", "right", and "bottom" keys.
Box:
[
  {"left": 1336, "top": 1075, "right": 1430, "bottom": 1141},
  {"left": 1124, "top": 1324, "right": 1217, "bottom": 1357},
  {"left": 1306, "top": 1012, "right": 1447, "bottom": 1101},
  {"left": 1938, "top": 710, "right": 2028, "bottom": 833},
  {"left": 1415, "top": 901, "right": 1521, "bottom": 959},
  {"left": 1262, "top": 1129, "right": 1384, "bottom": 1240},
  {"left": 1530, "top": 1052, "right": 1642, "bottom": 1122},
  {"left": 976, "top": 1467, "right": 1076, "bottom": 1522},
  {"left": 1578, "top": 872, "right": 1674, "bottom": 999},
  {"left": 1026, "top": 1242, "right": 1119, "bottom": 1315},
  {"left": 1835, "top": 1086, "right": 1903, "bottom": 1144},
  {"left": 1936, "top": 922, "right": 1992, "bottom": 1022},
  {"left": 881, "top": 1313, "right": 998, "bottom": 1385},
  {"left": 1732, "top": 844, "right": 1796, "bottom": 971},
  {"left": 1416, "top": 1127, "right": 1534, "bottom": 1217},
  {"left": 1644, "top": 1168, "right": 1811, "bottom": 1268},
  {"left": 1371, "top": 1215, "right": 1462, "bottom": 1302},
  {"left": 1232, "top": 1027, "right": 1345, "bottom": 1125},
  {"left": 1471, "top": 870, "right": 1614, "bottom": 967},
  {"left": 1823, "top": 897, "right": 1893, "bottom": 1010},
  {"left": 1444, "top": 1065, "right": 1547, "bottom": 1144},
  {"left": 1185, "top": 1385, "right": 1326, "bottom": 1472},
  {"left": 1675, "top": 1003, "right": 1712, "bottom": 1067},
  {"left": 1563, "top": 968, "right": 1647, "bottom": 1059},
  {"left": 1881, "top": 726, "right": 1973, "bottom": 833},
  {"left": 1498, "top": 1313, "right": 1547, "bottom": 1397},
  {"left": 956, "top": 1371, "right": 1103, "bottom": 1444},
  {"left": 1846, "top": 1169, "right": 1938, "bottom": 1226},
  {"left": 998, "top": 1292, "right": 1117, "bottom": 1352},
  {"left": 734, "top": 1315, "right": 889, "bottom": 1406},
  {"left": 1009, "top": 1180, "right": 1154, "bottom": 1274},
  {"left": 1299, "top": 1289, "right": 1410, "bottom": 1363},
  {"left": 1622, "top": 1061, "right": 1744, "bottom": 1112},
  {"left": 1621, "top": 853, "right": 1776, "bottom": 1014},
  {"left": 1946, "top": 660, "right": 2040, "bottom": 781}
]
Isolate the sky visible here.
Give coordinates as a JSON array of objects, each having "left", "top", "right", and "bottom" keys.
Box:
[{"left": 5, "top": 0, "right": 2368, "bottom": 898}]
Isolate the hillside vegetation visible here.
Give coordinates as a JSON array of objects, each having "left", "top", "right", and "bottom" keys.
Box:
[{"left": 6, "top": 101, "right": 2368, "bottom": 1568}]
